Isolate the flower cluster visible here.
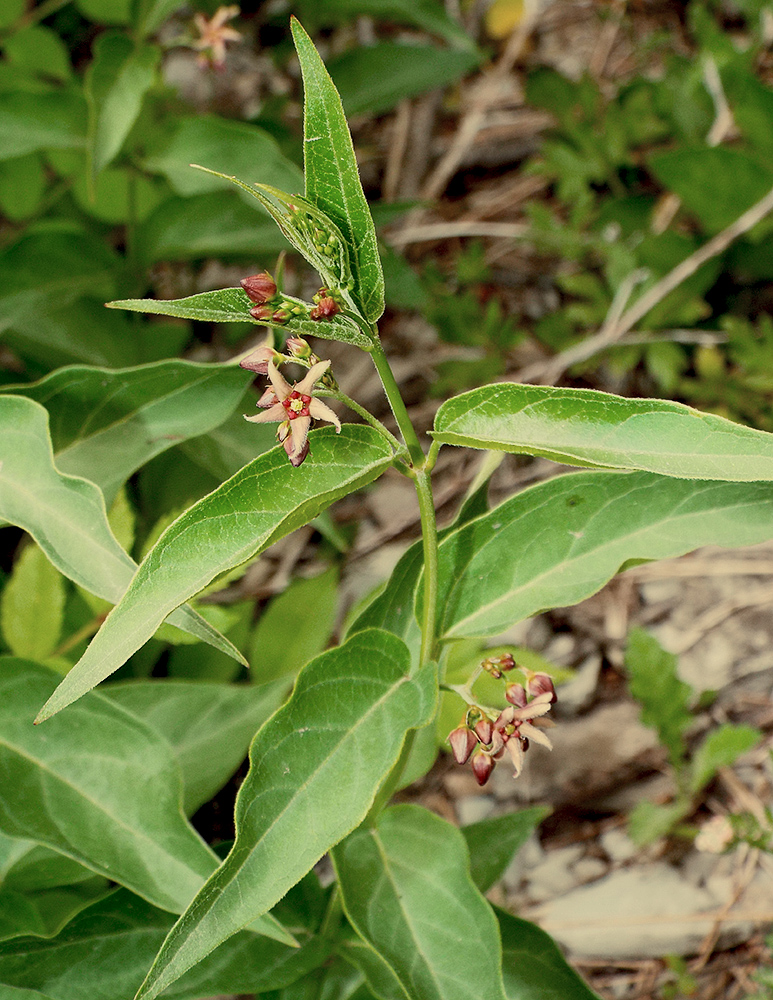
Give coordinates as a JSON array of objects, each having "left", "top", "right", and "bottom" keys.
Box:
[
  {"left": 448, "top": 666, "right": 557, "bottom": 786},
  {"left": 242, "top": 358, "right": 340, "bottom": 466},
  {"left": 241, "top": 272, "right": 342, "bottom": 326}
]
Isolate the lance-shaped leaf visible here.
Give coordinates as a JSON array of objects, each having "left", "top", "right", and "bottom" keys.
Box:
[
  {"left": 432, "top": 383, "right": 773, "bottom": 481},
  {"left": 0, "top": 395, "right": 243, "bottom": 660},
  {"left": 333, "top": 804, "right": 507, "bottom": 1000},
  {"left": 109, "top": 286, "right": 372, "bottom": 349},
  {"left": 291, "top": 18, "right": 384, "bottom": 323},
  {"left": 36, "top": 425, "right": 395, "bottom": 721},
  {"left": 0, "top": 888, "right": 327, "bottom": 1000},
  {"left": 134, "top": 630, "right": 437, "bottom": 1000},
  {"left": 496, "top": 907, "right": 602, "bottom": 1000},
  {"left": 3, "top": 360, "right": 252, "bottom": 501},
  {"left": 85, "top": 33, "right": 159, "bottom": 179},
  {"left": 0, "top": 659, "right": 218, "bottom": 914},
  {"left": 430, "top": 470, "right": 773, "bottom": 639}
]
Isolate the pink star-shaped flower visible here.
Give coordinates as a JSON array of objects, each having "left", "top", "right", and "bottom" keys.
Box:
[
  {"left": 192, "top": 5, "right": 241, "bottom": 69},
  {"left": 245, "top": 359, "right": 340, "bottom": 466}
]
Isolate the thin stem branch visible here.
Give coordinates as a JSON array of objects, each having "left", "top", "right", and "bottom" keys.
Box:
[
  {"left": 413, "top": 468, "right": 439, "bottom": 667},
  {"left": 317, "top": 388, "right": 407, "bottom": 457},
  {"left": 368, "top": 338, "right": 425, "bottom": 466}
]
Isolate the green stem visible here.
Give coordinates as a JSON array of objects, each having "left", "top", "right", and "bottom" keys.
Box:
[
  {"left": 413, "top": 468, "right": 439, "bottom": 667},
  {"left": 368, "top": 338, "right": 425, "bottom": 467}
]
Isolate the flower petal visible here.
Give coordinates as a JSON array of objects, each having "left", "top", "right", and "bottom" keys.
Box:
[
  {"left": 505, "top": 738, "right": 524, "bottom": 777},
  {"left": 244, "top": 402, "right": 286, "bottom": 424},
  {"left": 266, "top": 360, "right": 292, "bottom": 400},
  {"left": 519, "top": 722, "right": 553, "bottom": 750},
  {"left": 296, "top": 359, "right": 331, "bottom": 395},
  {"left": 308, "top": 398, "right": 341, "bottom": 432}
]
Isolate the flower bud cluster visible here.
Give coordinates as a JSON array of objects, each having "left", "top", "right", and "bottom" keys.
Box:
[
  {"left": 240, "top": 271, "right": 308, "bottom": 325},
  {"left": 447, "top": 664, "right": 557, "bottom": 787},
  {"left": 310, "top": 288, "right": 341, "bottom": 321}
]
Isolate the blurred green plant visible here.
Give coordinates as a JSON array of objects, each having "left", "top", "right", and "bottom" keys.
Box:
[{"left": 624, "top": 627, "right": 762, "bottom": 845}]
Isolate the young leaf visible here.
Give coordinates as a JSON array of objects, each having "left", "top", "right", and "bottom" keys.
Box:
[
  {"left": 0, "top": 659, "right": 218, "bottom": 914},
  {"left": 432, "top": 383, "right": 773, "bottom": 481},
  {"left": 133, "top": 630, "right": 437, "bottom": 1000},
  {"left": 291, "top": 18, "right": 385, "bottom": 323},
  {"left": 625, "top": 628, "right": 692, "bottom": 768},
  {"left": 109, "top": 287, "right": 372, "bottom": 349},
  {"left": 496, "top": 907, "right": 602, "bottom": 1000},
  {"left": 0, "top": 91, "right": 86, "bottom": 160},
  {"left": 0, "top": 546, "right": 65, "bottom": 661},
  {"left": 0, "top": 888, "right": 325, "bottom": 1000},
  {"left": 85, "top": 33, "right": 159, "bottom": 179},
  {"left": 462, "top": 806, "right": 551, "bottom": 893},
  {"left": 104, "top": 679, "right": 288, "bottom": 815},
  {"left": 0, "top": 396, "right": 243, "bottom": 662},
  {"left": 36, "top": 425, "right": 395, "bottom": 721},
  {"left": 689, "top": 723, "right": 762, "bottom": 794},
  {"left": 4, "top": 361, "right": 252, "bottom": 502},
  {"left": 430, "top": 470, "right": 773, "bottom": 639},
  {"left": 333, "top": 804, "right": 507, "bottom": 1000},
  {"left": 628, "top": 800, "right": 689, "bottom": 846}
]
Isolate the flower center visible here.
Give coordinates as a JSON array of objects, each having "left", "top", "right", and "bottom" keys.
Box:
[{"left": 282, "top": 390, "right": 312, "bottom": 420}]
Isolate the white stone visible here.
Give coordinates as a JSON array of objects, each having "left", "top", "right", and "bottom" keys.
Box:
[
  {"left": 600, "top": 828, "right": 639, "bottom": 863},
  {"left": 557, "top": 654, "right": 601, "bottom": 713},
  {"left": 501, "top": 833, "right": 544, "bottom": 893},
  {"left": 531, "top": 862, "right": 764, "bottom": 959},
  {"left": 525, "top": 845, "right": 584, "bottom": 903},
  {"left": 572, "top": 857, "right": 608, "bottom": 884},
  {"left": 455, "top": 795, "right": 496, "bottom": 827}
]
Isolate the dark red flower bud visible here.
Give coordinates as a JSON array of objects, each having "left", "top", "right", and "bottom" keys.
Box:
[
  {"left": 286, "top": 336, "right": 312, "bottom": 359},
  {"left": 448, "top": 726, "right": 477, "bottom": 765},
  {"left": 471, "top": 750, "right": 495, "bottom": 786},
  {"left": 272, "top": 310, "right": 289, "bottom": 323},
  {"left": 474, "top": 718, "right": 493, "bottom": 746},
  {"left": 239, "top": 345, "right": 275, "bottom": 375},
  {"left": 528, "top": 672, "right": 557, "bottom": 704},
  {"left": 249, "top": 305, "right": 273, "bottom": 321},
  {"left": 491, "top": 653, "right": 516, "bottom": 671},
  {"left": 310, "top": 296, "right": 339, "bottom": 321},
  {"left": 241, "top": 272, "right": 277, "bottom": 304},
  {"left": 505, "top": 683, "right": 528, "bottom": 708}
]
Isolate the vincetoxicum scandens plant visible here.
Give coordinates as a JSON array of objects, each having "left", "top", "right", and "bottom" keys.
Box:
[{"left": 5, "top": 16, "right": 773, "bottom": 1000}]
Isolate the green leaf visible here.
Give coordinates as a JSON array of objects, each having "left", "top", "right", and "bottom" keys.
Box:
[
  {"left": 0, "top": 888, "right": 324, "bottom": 1000},
  {"left": 648, "top": 147, "right": 773, "bottom": 234},
  {"left": 0, "top": 659, "right": 218, "bottom": 914},
  {"left": 462, "top": 807, "right": 551, "bottom": 893},
  {"left": 85, "top": 33, "right": 159, "bottom": 177},
  {"left": 496, "top": 907, "right": 602, "bottom": 1000},
  {"left": 134, "top": 630, "right": 437, "bottom": 1000},
  {"left": 689, "top": 723, "right": 762, "bottom": 794},
  {"left": 136, "top": 0, "right": 194, "bottom": 36},
  {"left": 104, "top": 679, "right": 288, "bottom": 815},
  {"left": 75, "top": 0, "right": 131, "bottom": 23},
  {"left": 143, "top": 116, "right": 303, "bottom": 198},
  {"left": 628, "top": 800, "right": 688, "bottom": 846},
  {"left": 0, "top": 0, "right": 24, "bottom": 29},
  {"left": 300, "top": 0, "right": 474, "bottom": 49},
  {"left": 36, "top": 425, "right": 395, "bottom": 721},
  {"left": 625, "top": 628, "right": 692, "bottom": 768},
  {"left": 0, "top": 880, "right": 109, "bottom": 943},
  {"left": 333, "top": 804, "right": 507, "bottom": 1000},
  {"left": 0, "top": 91, "right": 85, "bottom": 160},
  {"left": 4, "top": 360, "right": 252, "bottom": 502},
  {"left": 330, "top": 43, "right": 480, "bottom": 117},
  {"left": 2, "top": 27, "right": 72, "bottom": 83},
  {"left": 109, "top": 286, "right": 372, "bottom": 348},
  {"left": 291, "top": 17, "right": 385, "bottom": 323},
  {"left": 249, "top": 566, "right": 339, "bottom": 682},
  {"left": 0, "top": 395, "right": 244, "bottom": 661},
  {"left": 431, "top": 470, "right": 773, "bottom": 639},
  {"left": 432, "top": 383, "right": 773, "bottom": 481},
  {"left": 0, "top": 155, "right": 46, "bottom": 221},
  {"left": 135, "top": 191, "right": 291, "bottom": 263},
  {"left": 0, "top": 546, "right": 65, "bottom": 660}
]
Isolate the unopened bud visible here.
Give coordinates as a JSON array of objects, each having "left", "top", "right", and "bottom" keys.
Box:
[
  {"left": 471, "top": 750, "right": 495, "bottom": 786},
  {"left": 310, "top": 296, "right": 340, "bottom": 321},
  {"left": 505, "top": 683, "right": 528, "bottom": 708},
  {"left": 286, "top": 336, "right": 312, "bottom": 359},
  {"left": 240, "top": 345, "right": 276, "bottom": 375},
  {"left": 474, "top": 718, "right": 493, "bottom": 746},
  {"left": 272, "top": 310, "right": 289, "bottom": 324},
  {"left": 490, "top": 653, "right": 515, "bottom": 671},
  {"left": 241, "top": 272, "right": 277, "bottom": 304},
  {"left": 527, "top": 672, "right": 557, "bottom": 704},
  {"left": 448, "top": 726, "right": 477, "bottom": 765},
  {"left": 249, "top": 305, "right": 273, "bottom": 321}
]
